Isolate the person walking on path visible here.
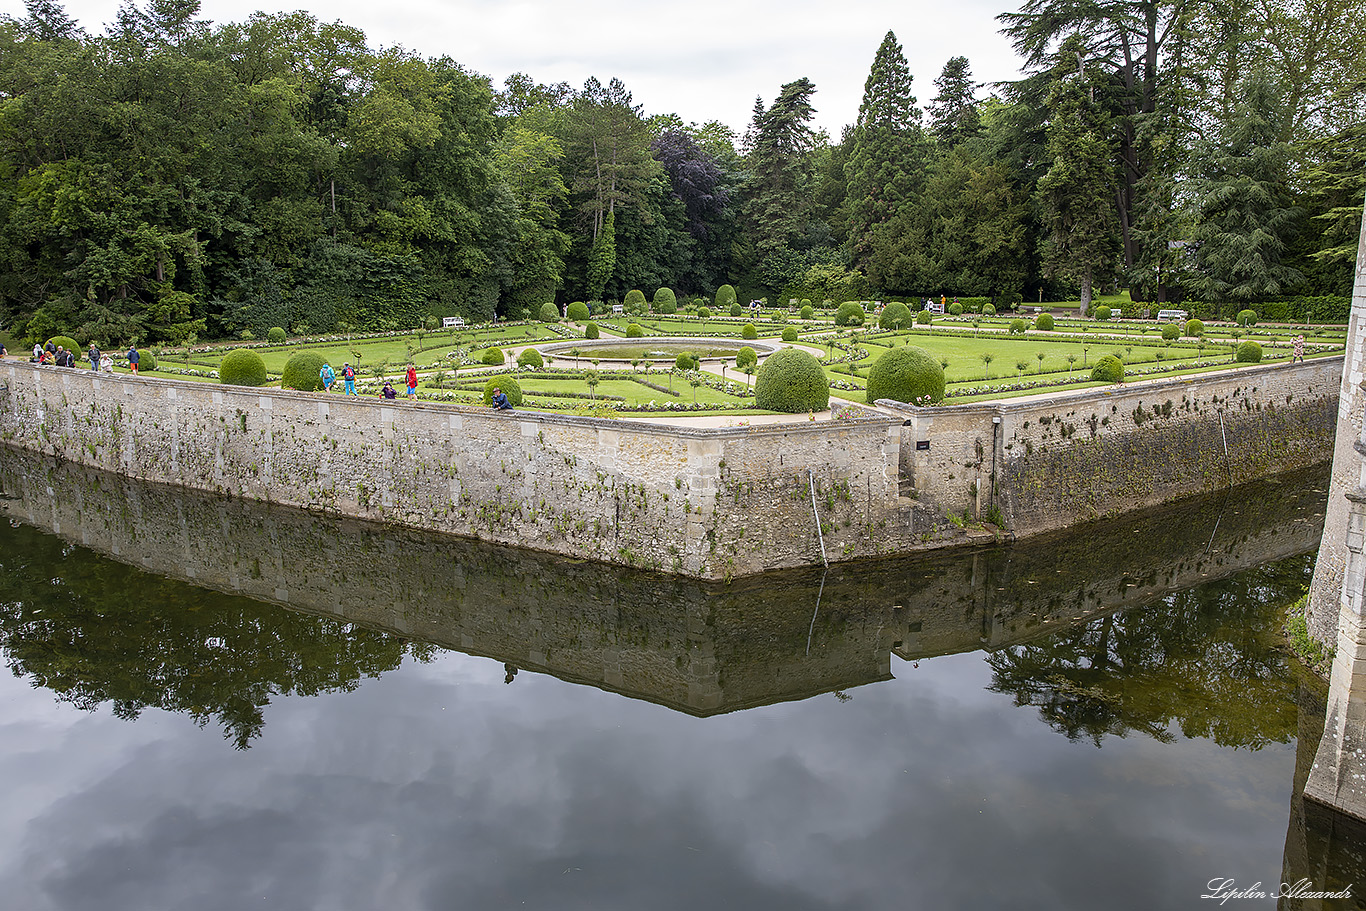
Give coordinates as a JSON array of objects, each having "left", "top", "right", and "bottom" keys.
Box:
[
  {"left": 1293, "top": 335, "right": 1305, "bottom": 363},
  {"left": 88, "top": 342, "right": 100, "bottom": 371},
  {"left": 320, "top": 361, "right": 336, "bottom": 391},
  {"left": 405, "top": 364, "right": 418, "bottom": 399},
  {"left": 341, "top": 362, "right": 357, "bottom": 395},
  {"left": 128, "top": 344, "right": 140, "bottom": 374}
]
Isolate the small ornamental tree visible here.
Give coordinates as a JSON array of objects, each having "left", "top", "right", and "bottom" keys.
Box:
[
  {"left": 282, "top": 351, "right": 327, "bottom": 391},
  {"left": 715, "top": 284, "right": 737, "bottom": 310},
  {"left": 1035, "top": 313, "right": 1054, "bottom": 331},
  {"left": 1094, "top": 306, "right": 1112, "bottom": 321},
  {"left": 624, "top": 289, "right": 648, "bottom": 315},
  {"left": 483, "top": 376, "right": 522, "bottom": 407},
  {"left": 1090, "top": 354, "right": 1124, "bottom": 383},
  {"left": 1161, "top": 323, "right": 1180, "bottom": 341},
  {"left": 481, "top": 347, "right": 505, "bottom": 366},
  {"left": 1237, "top": 309, "right": 1258, "bottom": 326},
  {"left": 1009, "top": 318, "right": 1027, "bottom": 334},
  {"left": 267, "top": 326, "right": 286, "bottom": 344},
  {"left": 880, "top": 302, "right": 912, "bottom": 329},
  {"left": 741, "top": 323, "right": 758, "bottom": 339},
  {"left": 754, "top": 348, "right": 830, "bottom": 413},
  {"left": 219, "top": 349, "right": 268, "bottom": 386},
  {"left": 567, "top": 301, "right": 590, "bottom": 321},
  {"left": 835, "top": 301, "right": 865, "bottom": 326},
  {"left": 1236, "top": 340, "right": 1263, "bottom": 362},
  {"left": 653, "top": 288, "right": 677, "bottom": 314},
  {"left": 866, "top": 346, "right": 946, "bottom": 406},
  {"left": 781, "top": 326, "right": 798, "bottom": 342},
  {"left": 539, "top": 302, "right": 560, "bottom": 322},
  {"left": 626, "top": 323, "right": 644, "bottom": 338},
  {"left": 1185, "top": 318, "right": 1205, "bottom": 338},
  {"left": 800, "top": 304, "right": 814, "bottom": 319},
  {"left": 517, "top": 347, "right": 544, "bottom": 368},
  {"left": 736, "top": 346, "right": 759, "bottom": 369},
  {"left": 584, "top": 321, "right": 600, "bottom": 339}
]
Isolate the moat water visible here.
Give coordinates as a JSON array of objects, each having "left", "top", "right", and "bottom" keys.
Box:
[{"left": 0, "top": 447, "right": 1360, "bottom": 910}]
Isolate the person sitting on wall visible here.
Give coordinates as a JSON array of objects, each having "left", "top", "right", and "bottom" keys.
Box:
[{"left": 491, "top": 387, "right": 513, "bottom": 410}]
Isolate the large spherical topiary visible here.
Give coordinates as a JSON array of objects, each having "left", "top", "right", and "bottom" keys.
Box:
[
  {"left": 482, "top": 376, "right": 522, "bottom": 407},
  {"left": 539, "top": 302, "right": 561, "bottom": 322},
  {"left": 741, "top": 323, "right": 758, "bottom": 340},
  {"left": 517, "top": 347, "right": 544, "bottom": 368},
  {"left": 1236, "top": 340, "right": 1263, "bottom": 363},
  {"left": 736, "top": 346, "right": 758, "bottom": 369},
  {"left": 653, "top": 288, "right": 677, "bottom": 314},
  {"left": 866, "top": 345, "right": 946, "bottom": 406},
  {"left": 47, "top": 335, "right": 80, "bottom": 355},
  {"left": 219, "top": 348, "right": 268, "bottom": 386},
  {"left": 1035, "top": 313, "right": 1054, "bottom": 331},
  {"left": 135, "top": 350, "right": 158, "bottom": 372},
  {"left": 626, "top": 323, "right": 644, "bottom": 338},
  {"left": 781, "top": 326, "right": 798, "bottom": 342},
  {"left": 715, "top": 284, "right": 737, "bottom": 309},
  {"left": 879, "top": 302, "right": 913, "bottom": 329},
  {"left": 481, "top": 346, "right": 505, "bottom": 366},
  {"left": 1094, "top": 306, "right": 1112, "bottom": 321},
  {"left": 281, "top": 350, "right": 327, "bottom": 391},
  {"left": 624, "top": 289, "right": 648, "bottom": 315},
  {"left": 267, "top": 326, "right": 287, "bottom": 344},
  {"left": 729, "top": 302, "right": 744, "bottom": 317},
  {"left": 835, "top": 301, "right": 865, "bottom": 326},
  {"left": 584, "top": 321, "right": 600, "bottom": 339},
  {"left": 754, "top": 348, "right": 830, "bottom": 413},
  {"left": 1236, "top": 309, "right": 1258, "bottom": 326},
  {"left": 800, "top": 304, "right": 814, "bottom": 319},
  {"left": 566, "top": 301, "right": 590, "bottom": 321},
  {"left": 1090, "top": 354, "right": 1124, "bottom": 384},
  {"left": 1161, "top": 323, "right": 1180, "bottom": 341},
  {"left": 1184, "top": 318, "right": 1204, "bottom": 338}
]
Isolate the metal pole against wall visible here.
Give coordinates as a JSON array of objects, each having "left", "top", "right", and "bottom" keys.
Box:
[{"left": 808, "top": 469, "right": 828, "bottom": 567}]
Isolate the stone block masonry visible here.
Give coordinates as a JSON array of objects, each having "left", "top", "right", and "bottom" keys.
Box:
[{"left": 0, "top": 357, "right": 1339, "bottom": 579}]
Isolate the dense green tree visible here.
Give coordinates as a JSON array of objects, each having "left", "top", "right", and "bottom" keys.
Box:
[{"left": 928, "top": 56, "right": 981, "bottom": 148}]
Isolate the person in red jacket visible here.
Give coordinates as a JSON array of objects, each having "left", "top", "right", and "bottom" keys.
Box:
[{"left": 405, "top": 364, "right": 418, "bottom": 399}]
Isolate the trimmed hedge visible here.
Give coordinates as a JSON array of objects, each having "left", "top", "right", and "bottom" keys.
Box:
[
  {"left": 914, "top": 310, "right": 932, "bottom": 326},
  {"left": 879, "top": 302, "right": 913, "bottom": 329},
  {"left": 624, "top": 289, "right": 648, "bottom": 315},
  {"left": 948, "top": 302, "right": 963, "bottom": 316},
  {"left": 483, "top": 376, "right": 522, "bottom": 407},
  {"left": 1161, "top": 323, "right": 1180, "bottom": 341},
  {"left": 267, "top": 326, "right": 286, "bottom": 344},
  {"left": 517, "top": 347, "right": 544, "bottom": 368},
  {"left": 800, "top": 304, "right": 814, "bottom": 319},
  {"left": 835, "top": 301, "right": 866, "bottom": 326},
  {"left": 566, "top": 301, "right": 590, "bottom": 321},
  {"left": 754, "top": 348, "right": 829, "bottom": 413},
  {"left": 1184, "top": 318, "right": 1204, "bottom": 338},
  {"left": 736, "top": 346, "right": 758, "bottom": 369},
  {"left": 697, "top": 307, "right": 711, "bottom": 318},
  {"left": 626, "top": 323, "right": 644, "bottom": 338},
  {"left": 1236, "top": 340, "right": 1263, "bottom": 363},
  {"left": 135, "top": 350, "right": 158, "bottom": 371},
  {"left": 46, "top": 335, "right": 80, "bottom": 356},
  {"left": 539, "top": 302, "right": 560, "bottom": 322},
  {"left": 982, "top": 303, "right": 997, "bottom": 316},
  {"left": 1035, "top": 313, "right": 1054, "bottom": 331},
  {"left": 219, "top": 349, "right": 268, "bottom": 386},
  {"left": 866, "top": 345, "right": 946, "bottom": 406},
  {"left": 781, "top": 326, "right": 798, "bottom": 342},
  {"left": 1090, "top": 355, "right": 1124, "bottom": 384},
  {"left": 481, "top": 347, "right": 505, "bottom": 366},
  {"left": 729, "top": 302, "right": 743, "bottom": 317},
  {"left": 653, "top": 288, "right": 677, "bottom": 314},
  {"left": 741, "top": 323, "right": 758, "bottom": 339},
  {"left": 281, "top": 351, "right": 327, "bottom": 391},
  {"left": 584, "top": 321, "right": 600, "bottom": 339}
]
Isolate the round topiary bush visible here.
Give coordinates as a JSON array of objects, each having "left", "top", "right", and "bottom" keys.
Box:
[
  {"left": 46, "top": 335, "right": 80, "bottom": 357},
  {"left": 653, "top": 288, "right": 677, "bottom": 314},
  {"left": 1009, "top": 318, "right": 1027, "bottom": 334},
  {"left": 1237, "top": 309, "right": 1258, "bottom": 326},
  {"left": 741, "top": 323, "right": 758, "bottom": 340},
  {"left": 135, "top": 350, "right": 158, "bottom": 372},
  {"left": 219, "top": 348, "right": 268, "bottom": 386},
  {"left": 948, "top": 302, "right": 964, "bottom": 316},
  {"left": 584, "top": 321, "right": 600, "bottom": 339},
  {"left": 1094, "top": 306, "right": 1112, "bottom": 321},
  {"left": 517, "top": 347, "right": 544, "bottom": 368},
  {"left": 715, "top": 284, "right": 737, "bottom": 310},
  {"left": 566, "top": 301, "right": 590, "bottom": 321},
  {"left": 281, "top": 350, "right": 327, "bottom": 391},
  {"left": 1236, "top": 340, "right": 1263, "bottom": 363},
  {"left": 1035, "top": 313, "right": 1054, "bottom": 331},
  {"left": 675, "top": 352, "right": 699, "bottom": 370},
  {"left": 267, "top": 326, "right": 286, "bottom": 344},
  {"left": 982, "top": 303, "right": 997, "bottom": 316},
  {"left": 697, "top": 306, "right": 711, "bottom": 319},
  {"left": 866, "top": 345, "right": 946, "bottom": 406},
  {"left": 915, "top": 310, "right": 932, "bottom": 326},
  {"left": 835, "top": 301, "right": 865, "bottom": 326},
  {"left": 1185, "top": 318, "right": 1204, "bottom": 338},
  {"left": 626, "top": 323, "right": 644, "bottom": 338},
  {"left": 1161, "top": 323, "right": 1180, "bottom": 341},
  {"left": 539, "top": 302, "right": 560, "bottom": 322},
  {"left": 729, "top": 302, "right": 743, "bottom": 317},
  {"left": 755, "top": 348, "right": 829, "bottom": 413},
  {"left": 800, "top": 304, "right": 814, "bottom": 319},
  {"left": 736, "top": 346, "right": 758, "bottom": 369},
  {"left": 481, "top": 346, "right": 505, "bottom": 366},
  {"left": 1090, "top": 354, "right": 1124, "bottom": 384},
  {"left": 879, "top": 302, "right": 913, "bottom": 329},
  {"left": 781, "top": 326, "right": 798, "bottom": 342},
  {"left": 483, "top": 376, "right": 522, "bottom": 407},
  {"left": 624, "top": 289, "right": 648, "bottom": 315}
]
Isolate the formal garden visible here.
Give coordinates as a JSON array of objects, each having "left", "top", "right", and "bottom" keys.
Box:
[{"left": 30, "top": 294, "right": 1347, "bottom": 417}]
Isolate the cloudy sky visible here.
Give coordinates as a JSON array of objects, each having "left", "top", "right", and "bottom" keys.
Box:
[{"left": 27, "top": 0, "right": 1030, "bottom": 137}]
